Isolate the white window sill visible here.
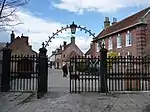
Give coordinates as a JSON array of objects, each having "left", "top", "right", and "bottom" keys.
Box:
[
  {"left": 126, "top": 44, "right": 132, "bottom": 47},
  {"left": 108, "top": 48, "right": 113, "bottom": 50},
  {"left": 117, "top": 46, "right": 122, "bottom": 48}
]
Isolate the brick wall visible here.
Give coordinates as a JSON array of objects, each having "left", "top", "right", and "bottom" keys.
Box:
[
  {"left": 144, "top": 13, "right": 150, "bottom": 56},
  {"left": 62, "top": 44, "right": 83, "bottom": 60},
  {"left": 100, "top": 13, "right": 150, "bottom": 57},
  {"left": 103, "top": 27, "right": 137, "bottom": 56},
  {"left": 136, "top": 24, "right": 147, "bottom": 56},
  {"left": 91, "top": 42, "right": 97, "bottom": 57}
]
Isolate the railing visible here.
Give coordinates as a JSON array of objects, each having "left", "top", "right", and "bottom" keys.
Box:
[
  {"left": 10, "top": 55, "right": 39, "bottom": 92},
  {"left": 70, "top": 56, "right": 100, "bottom": 93},
  {"left": 70, "top": 55, "right": 150, "bottom": 93},
  {"left": 107, "top": 56, "right": 150, "bottom": 91}
]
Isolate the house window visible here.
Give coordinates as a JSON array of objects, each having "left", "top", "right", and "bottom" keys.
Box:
[
  {"left": 126, "top": 31, "right": 132, "bottom": 46},
  {"left": 127, "top": 52, "right": 130, "bottom": 55},
  {"left": 127, "top": 52, "right": 132, "bottom": 56},
  {"left": 63, "top": 55, "right": 65, "bottom": 57},
  {"left": 97, "top": 40, "right": 105, "bottom": 52},
  {"left": 97, "top": 42, "right": 100, "bottom": 52},
  {"left": 108, "top": 37, "right": 112, "bottom": 50},
  {"left": 117, "top": 34, "right": 122, "bottom": 48},
  {"left": 102, "top": 39, "right": 105, "bottom": 45}
]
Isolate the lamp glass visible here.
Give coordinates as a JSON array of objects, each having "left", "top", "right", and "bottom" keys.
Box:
[{"left": 71, "top": 27, "right": 76, "bottom": 34}]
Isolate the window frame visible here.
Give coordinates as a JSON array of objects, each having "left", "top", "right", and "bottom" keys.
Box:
[
  {"left": 126, "top": 31, "right": 132, "bottom": 47},
  {"left": 108, "top": 37, "right": 113, "bottom": 50},
  {"left": 117, "top": 34, "right": 122, "bottom": 48}
]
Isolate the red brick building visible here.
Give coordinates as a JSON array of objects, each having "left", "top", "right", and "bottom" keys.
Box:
[
  {"left": 93, "top": 7, "right": 150, "bottom": 57},
  {"left": 85, "top": 42, "right": 98, "bottom": 57},
  {"left": 8, "top": 31, "right": 37, "bottom": 55},
  {"left": 8, "top": 31, "right": 37, "bottom": 73},
  {"left": 49, "top": 36, "right": 83, "bottom": 69}
]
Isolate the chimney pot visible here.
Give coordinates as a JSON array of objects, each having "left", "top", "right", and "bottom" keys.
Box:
[
  {"left": 71, "top": 36, "right": 75, "bottom": 44},
  {"left": 104, "top": 17, "right": 110, "bottom": 29},
  {"left": 63, "top": 41, "right": 67, "bottom": 46},
  {"left": 52, "top": 51, "right": 55, "bottom": 54},
  {"left": 112, "top": 17, "right": 117, "bottom": 25},
  {"left": 105, "top": 17, "right": 109, "bottom": 21},
  {"left": 29, "top": 45, "right": 32, "bottom": 49},
  {"left": 11, "top": 31, "right": 15, "bottom": 42}
]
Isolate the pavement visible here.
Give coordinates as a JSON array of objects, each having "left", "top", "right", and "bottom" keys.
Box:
[
  {"left": 4, "top": 92, "right": 150, "bottom": 112},
  {"left": 0, "top": 92, "right": 33, "bottom": 112},
  {"left": 1, "top": 68, "right": 150, "bottom": 112}
]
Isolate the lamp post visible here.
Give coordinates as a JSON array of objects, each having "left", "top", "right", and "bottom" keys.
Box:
[{"left": 70, "top": 21, "right": 77, "bottom": 34}]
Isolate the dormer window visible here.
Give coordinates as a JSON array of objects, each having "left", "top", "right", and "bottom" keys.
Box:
[
  {"left": 126, "top": 31, "right": 132, "bottom": 46},
  {"left": 117, "top": 34, "right": 122, "bottom": 48}
]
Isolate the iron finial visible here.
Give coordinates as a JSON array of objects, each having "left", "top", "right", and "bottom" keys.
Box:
[
  {"left": 42, "top": 42, "right": 45, "bottom": 48},
  {"left": 102, "top": 43, "right": 105, "bottom": 48},
  {"left": 6, "top": 42, "right": 9, "bottom": 47}
]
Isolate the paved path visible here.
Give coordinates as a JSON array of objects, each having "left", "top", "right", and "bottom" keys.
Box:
[
  {"left": 2, "top": 69, "right": 150, "bottom": 112},
  {"left": 5, "top": 92, "right": 150, "bottom": 112},
  {"left": 0, "top": 92, "right": 33, "bottom": 112},
  {"left": 48, "top": 68, "right": 69, "bottom": 92}
]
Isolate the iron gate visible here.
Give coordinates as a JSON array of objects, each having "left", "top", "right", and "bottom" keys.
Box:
[
  {"left": 10, "top": 55, "right": 39, "bottom": 92},
  {"left": 70, "top": 56, "right": 100, "bottom": 93}
]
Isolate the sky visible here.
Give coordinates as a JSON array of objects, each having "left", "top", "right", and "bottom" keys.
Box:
[{"left": 0, "top": 0, "right": 150, "bottom": 56}]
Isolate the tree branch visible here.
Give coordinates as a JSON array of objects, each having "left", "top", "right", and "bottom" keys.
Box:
[{"left": 0, "top": 0, "right": 30, "bottom": 31}]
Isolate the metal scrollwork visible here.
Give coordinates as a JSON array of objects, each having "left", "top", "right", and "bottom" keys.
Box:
[{"left": 44, "top": 22, "right": 96, "bottom": 48}]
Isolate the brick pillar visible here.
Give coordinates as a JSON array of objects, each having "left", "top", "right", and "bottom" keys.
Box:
[
  {"left": 100, "top": 43, "right": 108, "bottom": 93},
  {"left": 37, "top": 43, "right": 48, "bottom": 99},
  {"left": 136, "top": 24, "right": 147, "bottom": 56},
  {"left": 1, "top": 43, "right": 12, "bottom": 92}
]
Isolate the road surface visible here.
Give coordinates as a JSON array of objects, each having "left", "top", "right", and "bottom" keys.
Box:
[{"left": 48, "top": 68, "right": 70, "bottom": 92}]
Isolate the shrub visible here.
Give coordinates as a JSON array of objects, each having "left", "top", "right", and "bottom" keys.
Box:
[{"left": 107, "top": 51, "right": 119, "bottom": 68}]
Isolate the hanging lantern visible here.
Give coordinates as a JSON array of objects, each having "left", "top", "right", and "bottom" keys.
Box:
[{"left": 70, "top": 21, "right": 77, "bottom": 34}]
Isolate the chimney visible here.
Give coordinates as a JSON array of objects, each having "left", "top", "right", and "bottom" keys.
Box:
[
  {"left": 112, "top": 17, "right": 117, "bottom": 25},
  {"left": 91, "top": 42, "right": 97, "bottom": 57},
  {"left": 63, "top": 41, "right": 67, "bottom": 46},
  {"left": 71, "top": 36, "right": 75, "bottom": 44},
  {"left": 11, "top": 31, "right": 15, "bottom": 42},
  {"left": 52, "top": 51, "right": 55, "bottom": 55},
  {"left": 57, "top": 48, "right": 60, "bottom": 52},
  {"left": 29, "top": 45, "right": 32, "bottom": 49},
  {"left": 104, "top": 17, "right": 110, "bottom": 29},
  {"left": 90, "top": 43, "right": 92, "bottom": 48},
  {"left": 21, "top": 34, "right": 29, "bottom": 45},
  {"left": 59, "top": 45, "right": 62, "bottom": 50}
]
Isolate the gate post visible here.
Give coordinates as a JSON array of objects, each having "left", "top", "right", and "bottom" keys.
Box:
[
  {"left": 37, "top": 43, "right": 48, "bottom": 99},
  {"left": 1, "top": 42, "right": 12, "bottom": 92},
  {"left": 100, "top": 43, "right": 108, "bottom": 93}
]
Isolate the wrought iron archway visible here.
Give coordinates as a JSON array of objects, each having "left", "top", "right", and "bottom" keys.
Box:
[{"left": 44, "top": 21, "right": 96, "bottom": 48}]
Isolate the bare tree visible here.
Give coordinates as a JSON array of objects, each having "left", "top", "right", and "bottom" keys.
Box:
[{"left": 0, "top": 0, "right": 30, "bottom": 31}]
